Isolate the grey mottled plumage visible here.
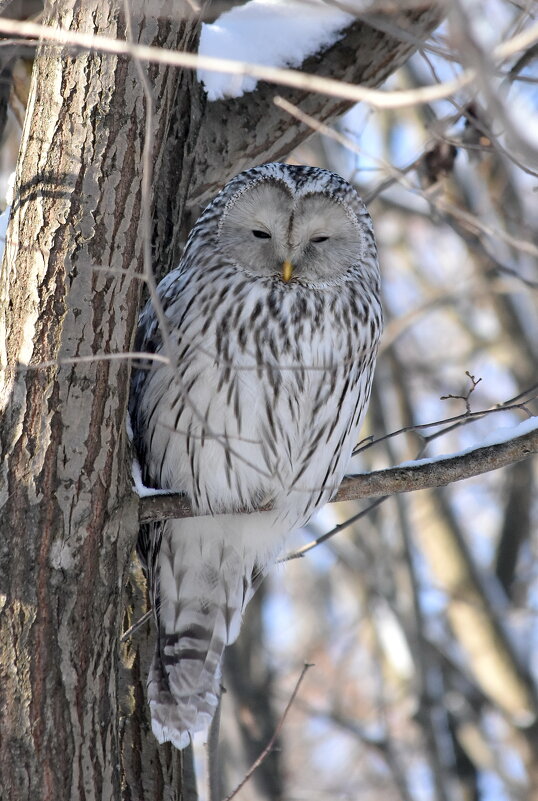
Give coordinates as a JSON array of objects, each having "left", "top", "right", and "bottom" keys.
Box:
[{"left": 130, "top": 163, "right": 383, "bottom": 749}]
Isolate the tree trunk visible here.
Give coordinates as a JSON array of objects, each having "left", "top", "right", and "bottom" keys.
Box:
[{"left": 0, "top": 2, "right": 202, "bottom": 799}]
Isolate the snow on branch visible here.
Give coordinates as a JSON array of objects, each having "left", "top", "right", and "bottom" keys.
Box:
[
  {"left": 198, "top": 0, "right": 354, "bottom": 100},
  {"left": 138, "top": 418, "right": 538, "bottom": 524}
]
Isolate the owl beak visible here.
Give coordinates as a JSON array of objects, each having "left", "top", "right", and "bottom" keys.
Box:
[{"left": 282, "top": 261, "right": 293, "bottom": 282}]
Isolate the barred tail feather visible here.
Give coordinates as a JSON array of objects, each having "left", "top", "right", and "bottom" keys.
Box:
[
  {"left": 147, "top": 517, "right": 262, "bottom": 748},
  {"left": 148, "top": 613, "right": 226, "bottom": 749}
]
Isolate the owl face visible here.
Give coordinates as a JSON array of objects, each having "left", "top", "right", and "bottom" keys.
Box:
[{"left": 217, "top": 177, "right": 365, "bottom": 284}]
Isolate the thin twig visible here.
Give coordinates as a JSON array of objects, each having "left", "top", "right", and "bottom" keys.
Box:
[
  {"left": 281, "top": 497, "right": 387, "bottom": 562},
  {"left": 123, "top": 0, "right": 171, "bottom": 354},
  {"left": 0, "top": 15, "right": 535, "bottom": 106},
  {"left": 440, "top": 371, "right": 482, "bottom": 414},
  {"left": 86, "top": 4, "right": 259, "bottom": 481},
  {"left": 120, "top": 608, "right": 152, "bottom": 642},
  {"left": 0, "top": 16, "right": 477, "bottom": 110},
  {"left": 274, "top": 97, "right": 538, "bottom": 260},
  {"left": 14, "top": 351, "right": 171, "bottom": 370},
  {"left": 353, "top": 385, "right": 538, "bottom": 455},
  {"left": 222, "top": 663, "right": 313, "bottom": 801},
  {"left": 435, "top": 196, "right": 538, "bottom": 259},
  {"left": 123, "top": 1, "right": 268, "bottom": 482},
  {"left": 274, "top": 95, "right": 424, "bottom": 201},
  {"left": 207, "top": 691, "right": 223, "bottom": 801}
]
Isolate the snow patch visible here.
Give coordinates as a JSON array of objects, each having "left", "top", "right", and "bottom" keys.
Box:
[
  {"left": 198, "top": 0, "right": 354, "bottom": 100},
  {"left": 0, "top": 173, "right": 15, "bottom": 261},
  {"left": 0, "top": 205, "right": 10, "bottom": 256},
  {"left": 395, "top": 416, "right": 538, "bottom": 470},
  {"left": 131, "top": 453, "right": 175, "bottom": 498},
  {"left": 129, "top": 416, "right": 176, "bottom": 497}
]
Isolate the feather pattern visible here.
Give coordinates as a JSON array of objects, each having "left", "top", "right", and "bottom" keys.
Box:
[{"left": 130, "top": 163, "right": 382, "bottom": 747}]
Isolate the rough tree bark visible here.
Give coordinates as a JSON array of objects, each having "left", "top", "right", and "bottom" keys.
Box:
[
  {"left": 0, "top": 3, "right": 443, "bottom": 800},
  {"left": 0, "top": 2, "right": 202, "bottom": 799}
]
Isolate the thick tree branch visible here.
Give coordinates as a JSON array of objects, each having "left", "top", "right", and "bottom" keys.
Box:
[
  {"left": 138, "top": 423, "right": 538, "bottom": 524},
  {"left": 189, "top": 6, "right": 444, "bottom": 207},
  {"left": 0, "top": 8, "right": 444, "bottom": 215}
]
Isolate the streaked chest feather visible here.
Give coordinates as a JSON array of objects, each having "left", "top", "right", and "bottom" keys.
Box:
[{"left": 142, "top": 274, "right": 381, "bottom": 517}]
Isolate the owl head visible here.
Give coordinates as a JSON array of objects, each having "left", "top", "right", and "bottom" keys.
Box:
[{"left": 187, "top": 163, "right": 378, "bottom": 288}]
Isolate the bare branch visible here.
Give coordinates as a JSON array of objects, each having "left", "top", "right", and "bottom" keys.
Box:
[
  {"left": 120, "top": 609, "right": 152, "bottom": 643},
  {"left": 222, "top": 663, "right": 312, "bottom": 801},
  {"left": 282, "top": 497, "right": 388, "bottom": 561},
  {"left": 1, "top": 13, "right": 536, "bottom": 111},
  {"left": 0, "top": 16, "right": 471, "bottom": 112},
  {"left": 138, "top": 424, "right": 538, "bottom": 523},
  {"left": 440, "top": 371, "right": 483, "bottom": 414}
]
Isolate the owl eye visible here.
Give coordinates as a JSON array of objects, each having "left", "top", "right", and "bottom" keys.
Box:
[
  {"left": 311, "top": 235, "right": 329, "bottom": 243},
  {"left": 252, "top": 229, "right": 271, "bottom": 239}
]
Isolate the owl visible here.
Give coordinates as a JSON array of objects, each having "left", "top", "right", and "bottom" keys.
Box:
[{"left": 130, "top": 162, "right": 383, "bottom": 749}]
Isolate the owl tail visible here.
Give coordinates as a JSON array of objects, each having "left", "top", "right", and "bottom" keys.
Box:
[{"left": 147, "top": 518, "right": 260, "bottom": 750}]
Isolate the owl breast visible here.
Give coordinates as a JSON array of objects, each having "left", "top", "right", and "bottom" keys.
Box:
[{"left": 141, "top": 269, "right": 381, "bottom": 527}]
